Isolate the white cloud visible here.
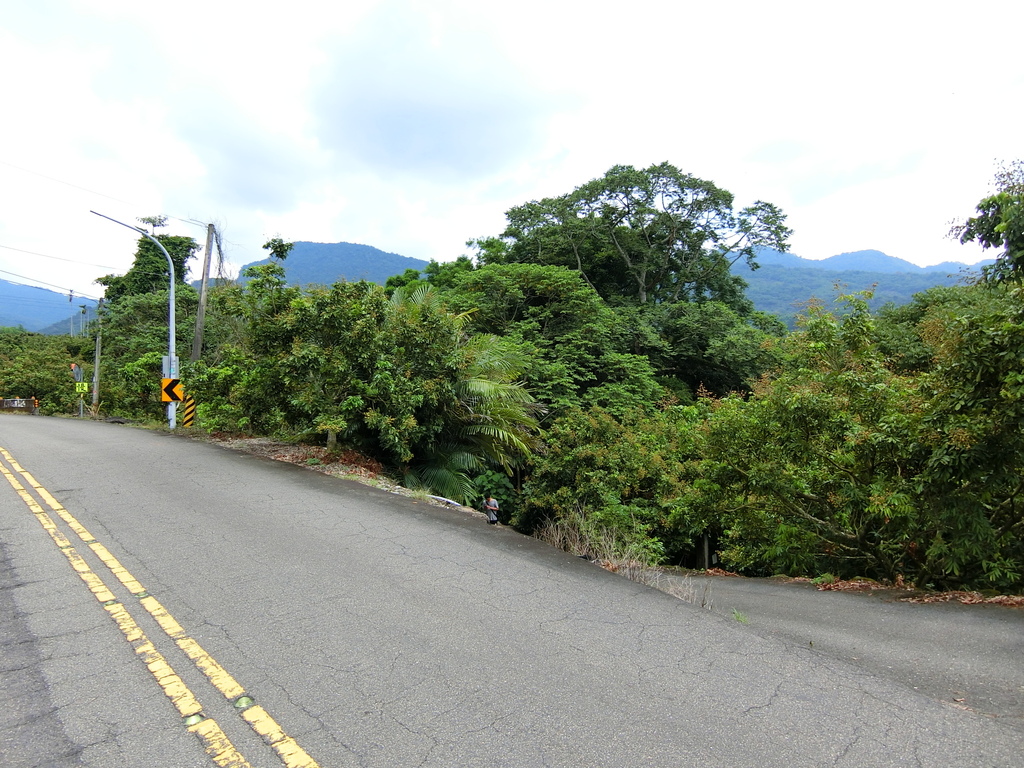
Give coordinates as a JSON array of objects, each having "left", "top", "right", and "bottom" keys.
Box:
[{"left": 1, "top": 0, "right": 1019, "bottom": 301}]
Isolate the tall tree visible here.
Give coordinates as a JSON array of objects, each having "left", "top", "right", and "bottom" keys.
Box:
[
  {"left": 0, "top": 328, "right": 93, "bottom": 414},
  {"left": 445, "top": 263, "right": 665, "bottom": 415},
  {"left": 97, "top": 232, "right": 199, "bottom": 304},
  {"left": 952, "top": 160, "right": 1024, "bottom": 282},
  {"left": 262, "top": 237, "right": 294, "bottom": 261},
  {"left": 485, "top": 163, "right": 791, "bottom": 308}
]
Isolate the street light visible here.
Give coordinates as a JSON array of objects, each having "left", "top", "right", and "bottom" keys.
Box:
[{"left": 90, "top": 210, "right": 179, "bottom": 428}]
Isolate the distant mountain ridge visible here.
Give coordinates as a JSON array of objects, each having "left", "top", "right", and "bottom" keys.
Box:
[
  {"left": 751, "top": 248, "right": 988, "bottom": 275},
  {"left": 736, "top": 249, "right": 991, "bottom": 325},
  {"left": 238, "top": 242, "right": 987, "bottom": 327},
  {"left": 237, "top": 241, "right": 428, "bottom": 286},
  {"left": 3, "top": 244, "right": 993, "bottom": 334},
  {"left": 0, "top": 279, "right": 99, "bottom": 333}
]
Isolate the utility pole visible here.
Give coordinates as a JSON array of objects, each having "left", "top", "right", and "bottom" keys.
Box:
[
  {"left": 191, "top": 222, "right": 214, "bottom": 361},
  {"left": 91, "top": 299, "right": 103, "bottom": 415}
]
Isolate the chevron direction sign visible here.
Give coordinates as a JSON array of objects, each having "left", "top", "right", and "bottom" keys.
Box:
[{"left": 161, "top": 378, "right": 184, "bottom": 402}]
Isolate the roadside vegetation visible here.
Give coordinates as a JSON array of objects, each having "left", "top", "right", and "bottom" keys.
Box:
[{"left": 2, "top": 161, "right": 1023, "bottom": 594}]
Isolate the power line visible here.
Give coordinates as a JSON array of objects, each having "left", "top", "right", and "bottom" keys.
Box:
[
  {"left": 0, "top": 158, "right": 137, "bottom": 207},
  {"left": 0, "top": 269, "right": 103, "bottom": 300},
  {"left": 0, "top": 158, "right": 209, "bottom": 230},
  {"left": 1, "top": 235, "right": 207, "bottom": 287},
  {"left": 0, "top": 294, "right": 98, "bottom": 309},
  {"left": 0, "top": 243, "right": 122, "bottom": 271}
]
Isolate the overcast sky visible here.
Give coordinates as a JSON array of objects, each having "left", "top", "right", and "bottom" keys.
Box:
[{"left": 2, "top": 0, "right": 1020, "bottom": 300}]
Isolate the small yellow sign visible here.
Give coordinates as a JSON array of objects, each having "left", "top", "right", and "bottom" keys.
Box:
[
  {"left": 75, "top": 382, "right": 89, "bottom": 393},
  {"left": 161, "top": 378, "right": 184, "bottom": 402}
]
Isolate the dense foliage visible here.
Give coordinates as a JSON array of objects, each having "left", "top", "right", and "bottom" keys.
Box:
[
  {"left": 693, "top": 289, "right": 1024, "bottom": 589},
  {"left": 196, "top": 263, "right": 542, "bottom": 502},
  {"left": 4, "top": 163, "right": 1022, "bottom": 591},
  {"left": 0, "top": 328, "right": 94, "bottom": 414}
]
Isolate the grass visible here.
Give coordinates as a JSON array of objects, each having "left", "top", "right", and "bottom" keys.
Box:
[
  {"left": 635, "top": 570, "right": 714, "bottom": 610},
  {"left": 535, "top": 515, "right": 713, "bottom": 610}
]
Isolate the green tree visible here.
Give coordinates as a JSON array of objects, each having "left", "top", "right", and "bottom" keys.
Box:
[
  {"left": 213, "top": 276, "right": 541, "bottom": 502},
  {"left": 638, "top": 301, "right": 786, "bottom": 398},
  {"left": 424, "top": 254, "right": 476, "bottom": 289},
  {"left": 208, "top": 262, "right": 303, "bottom": 433},
  {"left": 874, "top": 285, "right": 970, "bottom": 374},
  {"left": 952, "top": 160, "right": 1024, "bottom": 282},
  {"left": 694, "top": 287, "right": 1024, "bottom": 590},
  {"left": 384, "top": 268, "right": 425, "bottom": 294},
  {"left": 912, "top": 282, "right": 1024, "bottom": 587},
  {"left": 696, "top": 293, "right": 931, "bottom": 581},
  {"left": 262, "top": 237, "right": 294, "bottom": 261},
  {"left": 97, "top": 233, "right": 199, "bottom": 304},
  {"left": 486, "top": 163, "right": 791, "bottom": 308},
  {"left": 95, "top": 288, "right": 199, "bottom": 418},
  {"left": 445, "top": 262, "right": 666, "bottom": 415}
]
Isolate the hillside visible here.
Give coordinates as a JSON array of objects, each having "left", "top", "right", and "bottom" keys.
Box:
[
  {"left": 3, "top": 245, "right": 990, "bottom": 333},
  {"left": 238, "top": 241, "right": 428, "bottom": 286},
  {"left": 0, "top": 279, "right": 99, "bottom": 333},
  {"left": 751, "top": 248, "right": 982, "bottom": 274},
  {"left": 735, "top": 249, "right": 987, "bottom": 325},
  {"left": 238, "top": 243, "right": 987, "bottom": 327}
]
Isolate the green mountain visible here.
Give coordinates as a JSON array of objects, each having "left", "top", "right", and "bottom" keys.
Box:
[
  {"left": 750, "top": 248, "right": 984, "bottom": 274},
  {"left": 0, "top": 279, "right": 99, "bottom": 333},
  {"left": 238, "top": 242, "right": 986, "bottom": 328},
  {"left": 237, "top": 241, "right": 428, "bottom": 286},
  {"left": 735, "top": 249, "right": 989, "bottom": 326},
  {"left": 4, "top": 244, "right": 990, "bottom": 334}
]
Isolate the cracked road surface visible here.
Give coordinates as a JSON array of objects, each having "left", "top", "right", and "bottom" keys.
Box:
[
  {"left": 665, "top": 573, "right": 1024, "bottom": 729},
  {"left": 1, "top": 415, "right": 1022, "bottom": 767}
]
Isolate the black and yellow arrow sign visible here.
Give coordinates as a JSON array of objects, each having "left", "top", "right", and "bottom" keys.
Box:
[{"left": 161, "top": 378, "right": 183, "bottom": 402}]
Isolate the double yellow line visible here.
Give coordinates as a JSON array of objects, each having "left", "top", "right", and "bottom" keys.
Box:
[{"left": 0, "top": 446, "right": 322, "bottom": 768}]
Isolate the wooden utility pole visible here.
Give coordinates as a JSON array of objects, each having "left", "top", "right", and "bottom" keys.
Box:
[{"left": 190, "top": 222, "right": 214, "bottom": 361}]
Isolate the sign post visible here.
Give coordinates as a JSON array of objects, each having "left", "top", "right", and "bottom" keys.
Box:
[{"left": 71, "top": 363, "right": 85, "bottom": 417}]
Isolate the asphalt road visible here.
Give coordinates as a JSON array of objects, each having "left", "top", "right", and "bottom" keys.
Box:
[
  {"left": 1, "top": 414, "right": 1022, "bottom": 767},
  {"left": 658, "top": 572, "right": 1024, "bottom": 728}
]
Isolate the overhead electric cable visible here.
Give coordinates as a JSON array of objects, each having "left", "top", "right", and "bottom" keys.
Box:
[
  {"left": 0, "top": 243, "right": 122, "bottom": 271},
  {"left": 0, "top": 158, "right": 207, "bottom": 230},
  {"left": 0, "top": 269, "right": 103, "bottom": 300},
  {"left": 0, "top": 158, "right": 137, "bottom": 207}
]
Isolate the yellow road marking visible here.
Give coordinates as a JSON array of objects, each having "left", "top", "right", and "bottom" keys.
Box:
[
  {"left": 86, "top": 540, "right": 146, "bottom": 594},
  {"left": 242, "top": 706, "right": 322, "bottom": 768},
  {"left": 176, "top": 636, "right": 247, "bottom": 700},
  {"left": 190, "top": 718, "right": 256, "bottom": 768},
  {"left": 0, "top": 446, "right": 322, "bottom": 768},
  {"left": 0, "top": 451, "right": 253, "bottom": 768}
]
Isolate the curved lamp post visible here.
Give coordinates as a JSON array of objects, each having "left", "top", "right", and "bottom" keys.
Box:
[{"left": 90, "top": 211, "right": 178, "bottom": 428}]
